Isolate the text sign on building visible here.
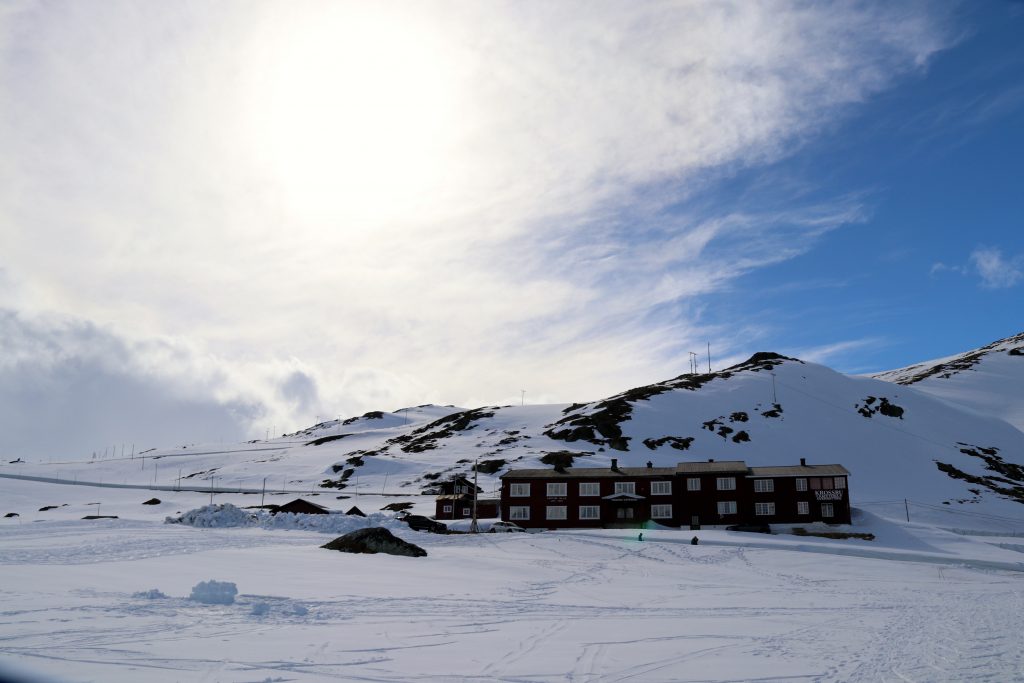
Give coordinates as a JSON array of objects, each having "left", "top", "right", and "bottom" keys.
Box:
[{"left": 814, "top": 490, "right": 843, "bottom": 501}]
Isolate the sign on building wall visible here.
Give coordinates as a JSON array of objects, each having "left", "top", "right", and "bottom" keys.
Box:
[{"left": 814, "top": 490, "right": 843, "bottom": 501}]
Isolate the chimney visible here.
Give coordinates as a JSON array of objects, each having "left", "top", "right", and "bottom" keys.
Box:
[
  {"left": 611, "top": 458, "right": 619, "bottom": 472},
  {"left": 800, "top": 458, "right": 807, "bottom": 466},
  {"left": 646, "top": 461, "right": 653, "bottom": 469}
]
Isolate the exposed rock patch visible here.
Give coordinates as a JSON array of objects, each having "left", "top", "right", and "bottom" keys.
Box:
[{"left": 321, "top": 527, "right": 427, "bottom": 557}]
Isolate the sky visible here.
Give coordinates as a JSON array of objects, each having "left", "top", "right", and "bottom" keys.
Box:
[{"left": 1, "top": 0, "right": 1022, "bottom": 459}]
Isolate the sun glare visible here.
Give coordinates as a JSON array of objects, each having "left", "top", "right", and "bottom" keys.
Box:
[{"left": 244, "top": 5, "right": 468, "bottom": 230}]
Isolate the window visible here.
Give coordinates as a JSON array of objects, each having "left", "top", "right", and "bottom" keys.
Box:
[
  {"left": 510, "top": 483, "right": 531, "bottom": 497},
  {"left": 442, "top": 504, "right": 452, "bottom": 513},
  {"left": 810, "top": 477, "right": 833, "bottom": 490},
  {"left": 579, "top": 505, "right": 600, "bottom": 520},
  {"left": 795, "top": 478, "right": 807, "bottom": 492},
  {"left": 651, "top": 481, "right": 672, "bottom": 495},
  {"left": 687, "top": 477, "right": 701, "bottom": 491},
  {"left": 579, "top": 482, "right": 600, "bottom": 497},
  {"left": 546, "top": 506, "right": 567, "bottom": 520},
  {"left": 510, "top": 506, "right": 529, "bottom": 520},
  {"left": 651, "top": 504, "right": 673, "bottom": 519},
  {"left": 716, "top": 477, "right": 736, "bottom": 491},
  {"left": 456, "top": 485, "right": 467, "bottom": 494},
  {"left": 821, "top": 503, "right": 834, "bottom": 518},
  {"left": 462, "top": 507, "right": 471, "bottom": 516},
  {"left": 797, "top": 501, "right": 809, "bottom": 515},
  {"left": 716, "top": 501, "right": 737, "bottom": 515},
  {"left": 614, "top": 481, "right": 636, "bottom": 495},
  {"left": 547, "top": 482, "right": 567, "bottom": 497},
  {"left": 753, "top": 479, "right": 774, "bottom": 493},
  {"left": 834, "top": 476, "right": 846, "bottom": 489},
  {"left": 754, "top": 502, "right": 775, "bottom": 516}
]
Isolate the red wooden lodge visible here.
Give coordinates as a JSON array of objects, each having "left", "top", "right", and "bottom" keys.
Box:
[{"left": 499, "top": 458, "right": 850, "bottom": 529}]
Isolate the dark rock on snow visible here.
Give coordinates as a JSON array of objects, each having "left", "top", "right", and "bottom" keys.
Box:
[
  {"left": 321, "top": 527, "right": 427, "bottom": 557},
  {"left": 142, "top": 498, "right": 161, "bottom": 505}
]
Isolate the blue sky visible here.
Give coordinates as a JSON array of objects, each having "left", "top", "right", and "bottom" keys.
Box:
[
  {"left": 0, "top": 1, "right": 1021, "bottom": 457},
  {"left": 701, "top": 1, "right": 1023, "bottom": 371}
]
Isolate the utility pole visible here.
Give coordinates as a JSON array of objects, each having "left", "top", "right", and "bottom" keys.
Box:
[
  {"left": 904, "top": 499, "right": 910, "bottom": 523},
  {"left": 771, "top": 372, "right": 778, "bottom": 403},
  {"left": 707, "top": 342, "right": 712, "bottom": 373},
  {"left": 261, "top": 477, "right": 267, "bottom": 507},
  {"left": 521, "top": 390, "right": 525, "bottom": 407},
  {"left": 470, "top": 457, "right": 480, "bottom": 533}
]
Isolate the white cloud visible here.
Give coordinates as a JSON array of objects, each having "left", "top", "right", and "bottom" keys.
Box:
[
  {"left": 0, "top": 1, "right": 955, "bottom": 449},
  {"left": 970, "top": 247, "right": 1023, "bottom": 289}
]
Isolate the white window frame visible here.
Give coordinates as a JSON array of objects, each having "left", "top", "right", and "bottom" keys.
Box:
[
  {"left": 510, "top": 483, "right": 531, "bottom": 497},
  {"left": 651, "top": 504, "right": 673, "bottom": 519},
  {"left": 614, "top": 481, "right": 636, "bottom": 495},
  {"left": 547, "top": 482, "right": 567, "bottom": 497},
  {"left": 753, "top": 479, "right": 774, "bottom": 493},
  {"left": 795, "top": 478, "right": 807, "bottom": 492},
  {"left": 687, "top": 477, "right": 701, "bottom": 491},
  {"left": 579, "top": 482, "right": 600, "bottom": 497},
  {"left": 716, "top": 477, "right": 736, "bottom": 491},
  {"left": 821, "top": 502, "right": 834, "bottom": 518},
  {"left": 651, "top": 481, "right": 672, "bottom": 496},
  {"left": 716, "top": 501, "right": 737, "bottom": 515},
  {"left": 797, "top": 501, "right": 809, "bottom": 515},
  {"left": 442, "top": 504, "right": 452, "bottom": 513},
  {"left": 509, "top": 506, "right": 530, "bottom": 520},
  {"left": 462, "top": 507, "right": 471, "bottom": 516},
  {"left": 579, "top": 505, "right": 600, "bottom": 520},
  {"left": 833, "top": 476, "right": 846, "bottom": 490},
  {"left": 546, "top": 506, "right": 567, "bottom": 520},
  {"left": 754, "top": 502, "right": 775, "bottom": 516}
]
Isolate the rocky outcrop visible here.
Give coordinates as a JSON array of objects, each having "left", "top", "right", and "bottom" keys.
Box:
[{"left": 321, "top": 527, "right": 427, "bottom": 558}]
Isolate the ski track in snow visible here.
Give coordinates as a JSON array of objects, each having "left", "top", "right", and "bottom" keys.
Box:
[{"left": 3, "top": 521, "right": 1024, "bottom": 682}]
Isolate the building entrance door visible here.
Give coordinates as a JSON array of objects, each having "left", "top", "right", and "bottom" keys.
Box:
[
  {"left": 616, "top": 507, "right": 635, "bottom": 520},
  {"left": 690, "top": 515, "right": 700, "bottom": 530}
]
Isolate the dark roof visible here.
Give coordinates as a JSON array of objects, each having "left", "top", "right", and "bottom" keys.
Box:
[
  {"left": 501, "top": 467, "right": 677, "bottom": 479},
  {"left": 748, "top": 464, "right": 850, "bottom": 477},
  {"left": 277, "top": 498, "right": 330, "bottom": 514},
  {"left": 675, "top": 460, "right": 749, "bottom": 474}
]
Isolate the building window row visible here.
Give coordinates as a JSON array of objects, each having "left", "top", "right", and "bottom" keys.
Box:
[{"left": 512, "top": 500, "right": 832, "bottom": 522}]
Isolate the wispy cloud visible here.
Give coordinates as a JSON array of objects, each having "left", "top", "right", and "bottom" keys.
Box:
[
  {"left": 932, "top": 247, "right": 1023, "bottom": 289},
  {"left": 970, "top": 247, "right": 1024, "bottom": 289},
  {"left": 0, "top": 1, "right": 956, "bottom": 454}
]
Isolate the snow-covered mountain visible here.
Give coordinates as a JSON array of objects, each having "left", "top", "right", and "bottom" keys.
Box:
[
  {"left": 874, "top": 331, "right": 1024, "bottom": 432},
  {"left": 5, "top": 337, "right": 1023, "bottom": 525}
]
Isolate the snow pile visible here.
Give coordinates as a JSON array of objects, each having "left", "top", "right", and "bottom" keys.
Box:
[
  {"left": 132, "top": 589, "right": 167, "bottom": 599},
  {"left": 251, "top": 602, "right": 270, "bottom": 616},
  {"left": 189, "top": 580, "right": 238, "bottom": 605},
  {"left": 167, "top": 503, "right": 253, "bottom": 528},
  {"left": 167, "top": 503, "right": 405, "bottom": 534}
]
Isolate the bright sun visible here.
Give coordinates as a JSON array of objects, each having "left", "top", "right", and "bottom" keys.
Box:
[{"left": 244, "top": 4, "right": 468, "bottom": 230}]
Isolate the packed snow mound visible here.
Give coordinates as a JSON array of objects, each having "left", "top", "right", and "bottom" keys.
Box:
[
  {"left": 189, "top": 580, "right": 238, "bottom": 605},
  {"left": 167, "top": 503, "right": 253, "bottom": 528},
  {"left": 166, "top": 503, "right": 405, "bottom": 534}
]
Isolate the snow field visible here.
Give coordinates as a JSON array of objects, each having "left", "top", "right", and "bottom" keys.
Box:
[{"left": 2, "top": 509, "right": 1024, "bottom": 682}]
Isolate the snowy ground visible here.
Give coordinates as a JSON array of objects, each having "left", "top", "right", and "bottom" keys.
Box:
[{"left": 2, "top": 480, "right": 1024, "bottom": 682}]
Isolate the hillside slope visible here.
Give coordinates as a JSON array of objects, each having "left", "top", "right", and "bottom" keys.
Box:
[
  {"left": 874, "top": 331, "right": 1024, "bottom": 432},
  {"left": 4, "top": 349, "right": 1023, "bottom": 527}
]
